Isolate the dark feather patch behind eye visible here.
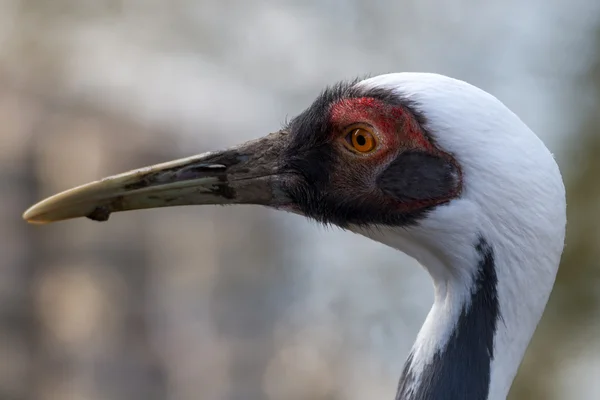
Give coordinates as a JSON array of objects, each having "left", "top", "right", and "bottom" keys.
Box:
[{"left": 377, "top": 152, "right": 460, "bottom": 203}]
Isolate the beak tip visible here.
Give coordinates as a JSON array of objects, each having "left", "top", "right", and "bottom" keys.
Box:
[
  {"left": 21, "top": 180, "right": 116, "bottom": 225},
  {"left": 22, "top": 208, "right": 47, "bottom": 225}
]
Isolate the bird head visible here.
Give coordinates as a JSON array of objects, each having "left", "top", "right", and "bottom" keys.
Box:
[
  {"left": 23, "top": 75, "right": 467, "bottom": 229},
  {"left": 23, "top": 72, "right": 565, "bottom": 283}
]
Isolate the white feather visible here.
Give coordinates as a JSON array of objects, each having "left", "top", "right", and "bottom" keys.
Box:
[{"left": 352, "top": 73, "right": 566, "bottom": 399}]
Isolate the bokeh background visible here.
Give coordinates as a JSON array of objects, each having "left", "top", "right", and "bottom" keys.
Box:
[{"left": 1, "top": 1, "right": 600, "bottom": 399}]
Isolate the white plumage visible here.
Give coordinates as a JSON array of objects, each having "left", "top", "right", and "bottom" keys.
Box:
[{"left": 355, "top": 73, "right": 566, "bottom": 399}]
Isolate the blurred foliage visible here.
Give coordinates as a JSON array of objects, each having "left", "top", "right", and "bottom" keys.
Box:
[{"left": 510, "top": 27, "right": 600, "bottom": 400}]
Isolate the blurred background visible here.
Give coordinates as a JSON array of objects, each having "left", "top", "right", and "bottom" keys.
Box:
[{"left": 1, "top": 1, "right": 600, "bottom": 399}]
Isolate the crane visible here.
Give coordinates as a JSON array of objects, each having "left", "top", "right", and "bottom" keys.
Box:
[{"left": 23, "top": 73, "right": 567, "bottom": 400}]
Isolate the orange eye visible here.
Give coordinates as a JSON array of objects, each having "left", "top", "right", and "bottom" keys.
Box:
[{"left": 347, "top": 127, "right": 377, "bottom": 153}]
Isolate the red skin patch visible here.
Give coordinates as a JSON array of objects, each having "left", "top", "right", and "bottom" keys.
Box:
[
  {"left": 328, "top": 97, "right": 461, "bottom": 213},
  {"left": 329, "top": 97, "right": 434, "bottom": 154}
]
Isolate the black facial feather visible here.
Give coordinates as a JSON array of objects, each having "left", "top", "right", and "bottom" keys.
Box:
[
  {"left": 279, "top": 78, "right": 459, "bottom": 228},
  {"left": 377, "top": 152, "right": 460, "bottom": 203}
]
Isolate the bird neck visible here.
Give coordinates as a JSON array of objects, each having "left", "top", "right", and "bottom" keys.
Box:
[
  {"left": 395, "top": 236, "right": 500, "bottom": 400},
  {"left": 353, "top": 222, "right": 560, "bottom": 400}
]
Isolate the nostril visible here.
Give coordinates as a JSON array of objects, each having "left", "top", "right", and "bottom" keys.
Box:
[{"left": 174, "top": 164, "right": 226, "bottom": 181}]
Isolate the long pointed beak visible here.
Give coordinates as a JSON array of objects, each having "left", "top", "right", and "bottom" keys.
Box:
[{"left": 23, "top": 131, "right": 291, "bottom": 224}]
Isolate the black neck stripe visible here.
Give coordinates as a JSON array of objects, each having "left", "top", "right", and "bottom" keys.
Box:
[{"left": 396, "top": 236, "right": 500, "bottom": 400}]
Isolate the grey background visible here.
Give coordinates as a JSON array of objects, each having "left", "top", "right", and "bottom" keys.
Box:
[{"left": 1, "top": 1, "right": 600, "bottom": 399}]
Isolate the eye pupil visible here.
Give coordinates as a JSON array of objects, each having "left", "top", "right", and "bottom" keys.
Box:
[
  {"left": 345, "top": 127, "right": 376, "bottom": 153},
  {"left": 356, "top": 134, "right": 366, "bottom": 146}
]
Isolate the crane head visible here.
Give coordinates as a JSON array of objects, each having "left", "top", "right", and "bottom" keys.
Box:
[{"left": 23, "top": 78, "right": 462, "bottom": 228}]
